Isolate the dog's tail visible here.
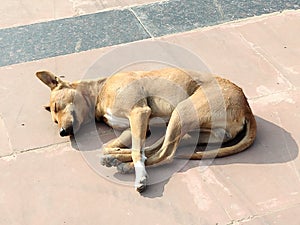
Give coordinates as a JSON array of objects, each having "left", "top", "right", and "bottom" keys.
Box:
[{"left": 179, "top": 113, "right": 257, "bottom": 159}]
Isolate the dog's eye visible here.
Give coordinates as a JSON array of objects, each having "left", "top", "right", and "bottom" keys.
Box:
[
  {"left": 54, "top": 120, "right": 58, "bottom": 124},
  {"left": 54, "top": 102, "right": 58, "bottom": 113}
]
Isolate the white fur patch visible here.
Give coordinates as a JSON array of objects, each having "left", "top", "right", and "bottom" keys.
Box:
[
  {"left": 103, "top": 108, "right": 130, "bottom": 129},
  {"left": 134, "top": 160, "right": 148, "bottom": 189},
  {"left": 134, "top": 160, "right": 145, "bottom": 168},
  {"left": 134, "top": 151, "right": 147, "bottom": 178}
]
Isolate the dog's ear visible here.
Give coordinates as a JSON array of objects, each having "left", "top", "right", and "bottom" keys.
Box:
[
  {"left": 36, "top": 71, "right": 63, "bottom": 90},
  {"left": 43, "top": 105, "right": 51, "bottom": 112}
]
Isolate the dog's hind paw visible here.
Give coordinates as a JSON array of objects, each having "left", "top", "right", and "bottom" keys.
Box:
[{"left": 100, "top": 155, "right": 121, "bottom": 167}]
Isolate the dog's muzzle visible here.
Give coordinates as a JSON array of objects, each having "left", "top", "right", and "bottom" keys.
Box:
[
  {"left": 59, "top": 111, "right": 79, "bottom": 137},
  {"left": 60, "top": 127, "right": 74, "bottom": 137}
]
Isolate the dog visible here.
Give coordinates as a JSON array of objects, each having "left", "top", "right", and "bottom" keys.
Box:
[{"left": 36, "top": 68, "right": 256, "bottom": 192}]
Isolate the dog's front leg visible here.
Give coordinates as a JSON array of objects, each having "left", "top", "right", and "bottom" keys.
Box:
[
  {"left": 129, "top": 106, "right": 151, "bottom": 193},
  {"left": 100, "top": 129, "right": 132, "bottom": 168},
  {"left": 103, "top": 129, "right": 132, "bottom": 152}
]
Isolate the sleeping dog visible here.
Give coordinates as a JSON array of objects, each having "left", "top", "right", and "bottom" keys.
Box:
[{"left": 36, "top": 68, "right": 256, "bottom": 192}]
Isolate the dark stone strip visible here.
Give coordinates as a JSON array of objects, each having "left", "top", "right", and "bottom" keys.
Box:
[
  {"left": 0, "top": 9, "right": 151, "bottom": 67},
  {"left": 0, "top": 0, "right": 299, "bottom": 67}
]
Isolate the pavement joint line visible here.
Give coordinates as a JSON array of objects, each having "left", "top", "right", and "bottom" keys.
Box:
[
  {"left": 0, "top": 141, "right": 70, "bottom": 160},
  {"left": 125, "top": 0, "right": 171, "bottom": 13},
  {"left": 226, "top": 215, "right": 259, "bottom": 225},
  {"left": 212, "top": 0, "right": 225, "bottom": 20},
  {"left": 0, "top": 128, "right": 119, "bottom": 159},
  {"left": 74, "top": 0, "right": 170, "bottom": 15},
  {"left": 128, "top": 7, "right": 154, "bottom": 38},
  {"left": 226, "top": 202, "right": 300, "bottom": 224},
  {"left": 248, "top": 88, "right": 297, "bottom": 101}
]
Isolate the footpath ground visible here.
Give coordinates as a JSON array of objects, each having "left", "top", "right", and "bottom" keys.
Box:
[{"left": 0, "top": 1, "right": 300, "bottom": 224}]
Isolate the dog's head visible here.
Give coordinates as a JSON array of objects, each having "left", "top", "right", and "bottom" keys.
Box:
[{"left": 36, "top": 71, "right": 92, "bottom": 137}]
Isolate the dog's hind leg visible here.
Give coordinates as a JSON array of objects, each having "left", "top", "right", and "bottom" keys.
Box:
[
  {"left": 145, "top": 107, "right": 184, "bottom": 166},
  {"left": 101, "top": 127, "right": 160, "bottom": 174},
  {"left": 145, "top": 91, "right": 209, "bottom": 166},
  {"left": 100, "top": 129, "right": 133, "bottom": 168}
]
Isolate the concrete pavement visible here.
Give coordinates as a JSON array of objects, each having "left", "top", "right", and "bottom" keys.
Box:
[{"left": 0, "top": 1, "right": 300, "bottom": 224}]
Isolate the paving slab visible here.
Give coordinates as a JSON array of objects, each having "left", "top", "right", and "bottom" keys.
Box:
[
  {"left": 132, "top": 0, "right": 300, "bottom": 36},
  {"left": 236, "top": 11, "right": 300, "bottom": 87},
  {"left": 160, "top": 10, "right": 300, "bottom": 99},
  {"left": 0, "top": 0, "right": 164, "bottom": 28}
]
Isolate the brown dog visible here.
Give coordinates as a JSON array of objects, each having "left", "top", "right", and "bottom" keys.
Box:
[{"left": 36, "top": 68, "right": 256, "bottom": 192}]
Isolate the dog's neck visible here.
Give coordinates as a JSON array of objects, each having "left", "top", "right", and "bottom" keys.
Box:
[{"left": 71, "top": 78, "right": 107, "bottom": 109}]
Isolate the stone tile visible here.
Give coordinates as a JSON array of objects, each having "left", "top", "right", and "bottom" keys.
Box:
[
  {"left": 218, "top": 0, "right": 300, "bottom": 20},
  {"left": 132, "top": 0, "right": 221, "bottom": 37},
  {"left": 0, "top": 62, "right": 63, "bottom": 152},
  {"left": 132, "top": 0, "right": 299, "bottom": 37},
  {"left": 0, "top": 0, "right": 163, "bottom": 28},
  {"left": 236, "top": 10, "right": 300, "bottom": 87},
  {"left": 0, "top": 0, "right": 73, "bottom": 29},
  {"left": 160, "top": 23, "right": 292, "bottom": 99}
]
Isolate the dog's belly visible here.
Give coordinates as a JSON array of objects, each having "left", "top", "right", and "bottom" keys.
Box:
[
  {"left": 103, "top": 108, "right": 130, "bottom": 129},
  {"left": 102, "top": 98, "right": 175, "bottom": 129}
]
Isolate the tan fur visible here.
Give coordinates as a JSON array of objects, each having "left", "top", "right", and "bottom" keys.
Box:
[{"left": 36, "top": 68, "right": 256, "bottom": 192}]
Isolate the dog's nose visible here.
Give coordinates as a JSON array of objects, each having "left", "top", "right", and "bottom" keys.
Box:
[{"left": 59, "top": 127, "right": 73, "bottom": 137}]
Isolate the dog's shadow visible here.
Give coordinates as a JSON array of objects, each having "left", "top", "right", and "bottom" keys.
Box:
[{"left": 70, "top": 116, "right": 299, "bottom": 198}]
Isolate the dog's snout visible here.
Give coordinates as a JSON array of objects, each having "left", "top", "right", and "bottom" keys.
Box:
[{"left": 59, "top": 127, "right": 74, "bottom": 137}]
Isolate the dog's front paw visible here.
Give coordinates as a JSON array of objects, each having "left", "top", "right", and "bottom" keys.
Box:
[
  {"left": 135, "top": 175, "right": 148, "bottom": 193},
  {"left": 117, "top": 162, "right": 135, "bottom": 174},
  {"left": 100, "top": 155, "right": 121, "bottom": 167},
  {"left": 134, "top": 163, "right": 148, "bottom": 193}
]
